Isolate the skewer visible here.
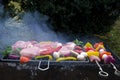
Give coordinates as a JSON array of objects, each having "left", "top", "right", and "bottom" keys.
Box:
[
  {"left": 89, "top": 55, "right": 109, "bottom": 77},
  {"left": 38, "top": 60, "right": 50, "bottom": 71},
  {"left": 84, "top": 42, "right": 109, "bottom": 77},
  {"left": 95, "top": 60, "right": 108, "bottom": 77},
  {"left": 35, "top": 55, "right": 52, "bottom": 71},
  {"left": 94, "top": 42, "right": 120, "bottom": 76},
  {"left": 110, "top": 62, "right": 120, "bottom": 76},
  {"left": 104, "top": 56, "right": 120, "bottom": 76}
]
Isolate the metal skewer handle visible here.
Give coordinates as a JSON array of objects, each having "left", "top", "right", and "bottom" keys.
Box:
[
  {"left": 110, "top": 62, "right": 120, "bottom": 76},
  {"left": 95, "top": 60, "right": 109, "bottom": 77},
  {"left": 38, "top": 60, "right": 50, "bottom": 71}
]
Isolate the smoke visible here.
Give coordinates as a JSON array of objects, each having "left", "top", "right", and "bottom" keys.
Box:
[{"left": 0, "top": 5, "right": 71, "bottom": 51}]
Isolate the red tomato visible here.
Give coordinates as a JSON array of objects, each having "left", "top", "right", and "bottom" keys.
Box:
[{"left": 20, "top": 56, "right": 31, "bottom": 63}]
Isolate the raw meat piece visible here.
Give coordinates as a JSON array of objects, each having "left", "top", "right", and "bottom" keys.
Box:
[
  {"left": 20, "top": 46, "right": 40, "bottom": 57},
  {"left": 12, "top": 41, "right": 37, "bottom": 50}
]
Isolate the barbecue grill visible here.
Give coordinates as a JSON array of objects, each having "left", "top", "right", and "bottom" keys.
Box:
[
  {"left": 0, "top": 35, "right": 120, "bottom": 80},
  {"left": 0, "top": 1, "right": 120, "bottom": 79}
]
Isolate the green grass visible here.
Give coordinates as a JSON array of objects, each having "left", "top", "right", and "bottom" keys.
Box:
[{"left": 98, "top": 17, "right": 120, "bottom": 57}]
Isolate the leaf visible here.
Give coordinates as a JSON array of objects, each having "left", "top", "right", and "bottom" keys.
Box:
[
  {"left": 2, "top": 46, "right": 12, "bottom": 56},
  {"left": 73, "top": 39, "right": 83, "bottom": 46}
]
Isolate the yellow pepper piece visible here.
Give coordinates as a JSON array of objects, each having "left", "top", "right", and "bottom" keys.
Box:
[
  {"left": 87, "top": 51, "right": 99, "bottom": 57},
  {"left": 84, "top": 42, "right": 93, "bottom": 48},
  {"left": 39, "top": 41, "right": 52, "bottom": 44},
  {"left": 35, "top": 55, "right": 53, "bottom": 60},
  {"left": 56, "top": 57, "right": 77, "bottom": 62}
]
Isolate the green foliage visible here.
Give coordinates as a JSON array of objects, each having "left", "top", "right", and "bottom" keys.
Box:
[
  {"left": 2, "top": 46, "right": 12, "bottom": 56},
  {"left": 6, "top": 0, "right": 120, "bottom": 35},
  {"left": 73, "top": 39, "right": 83, "bottom": 46}
]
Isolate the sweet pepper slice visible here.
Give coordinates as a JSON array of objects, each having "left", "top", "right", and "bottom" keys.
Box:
[{"left": 56, "top": 57, "right": 77, "bottom": 62}]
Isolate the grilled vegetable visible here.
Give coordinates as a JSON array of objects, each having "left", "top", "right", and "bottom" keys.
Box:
[
  {"left": 20, "top": 56, "right": 31, "bottom": 63},
  {"left": 35, "top": 55, "right": 53, "bottom": 60},
  {"left": 56, "top": 57, "right": 77, "bottom": 62}
]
